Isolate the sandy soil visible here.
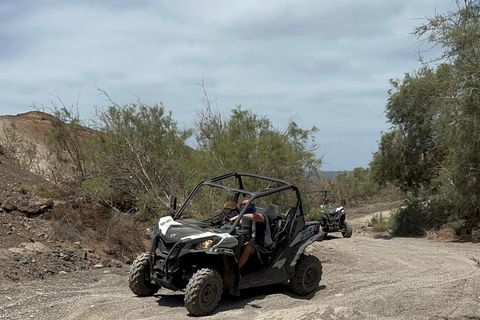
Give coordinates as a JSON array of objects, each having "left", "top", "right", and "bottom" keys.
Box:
[{"left": 1, "top": 211, "right": 479, "bottom": 320}]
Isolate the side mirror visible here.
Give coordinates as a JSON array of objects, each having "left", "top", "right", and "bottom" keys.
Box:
[
  {"left": 170, "top": 195, "right": 177, "bottom": 216},
  {"left": 237, "top": 216, "right": 253, "bottom": 235},
  {"left": 341, "top": 199, "right": 346, "bottom": 206}
]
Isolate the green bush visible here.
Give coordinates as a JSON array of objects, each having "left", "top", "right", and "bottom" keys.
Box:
[
  {"left": 371, "top": 212, "right": 394, "bottom": 232},
  {"left": 471, "top": 229, "right": 480, "bottom": 243},
  {"left": 137, "top": 189, "right": 169, "bottom": 224},
  {"left": 80, "top": 177, "right": 111, "bottom": 199},
  {"left": 305, "top": 208, "right": 328, "bottom": 223},
  {"left": 390, "top": 197, "right": 448, "bottom": 236}
]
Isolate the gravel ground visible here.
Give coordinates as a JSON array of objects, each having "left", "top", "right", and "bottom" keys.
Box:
[{"left": 1, "top": 214, "right": 480, "bottom": 320}]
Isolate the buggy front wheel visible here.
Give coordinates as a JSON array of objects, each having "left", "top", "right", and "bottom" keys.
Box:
[
  {"left": 184, "top": 268, "right": 223, "bottom": 316},
  {"left": 342, "top": 220, "right": 353, "bottom": 238},
  {"left": 289, "top": 254, "right": 322, "bottom": 296},
  {"left": 129, "top": 252, "right": 160, "bottom": 296}
]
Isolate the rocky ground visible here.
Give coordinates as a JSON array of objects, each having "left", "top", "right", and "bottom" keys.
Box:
[
  {"left": 0, "top": 153, "right": 125, "bottom": 284},
  {"left": 1, "top": 196, "right": 479, "bottom": 319}
]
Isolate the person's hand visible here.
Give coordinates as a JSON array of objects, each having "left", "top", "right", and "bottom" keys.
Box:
[{"left": 229, "top": 215, "right": 238, "bottom": 224}]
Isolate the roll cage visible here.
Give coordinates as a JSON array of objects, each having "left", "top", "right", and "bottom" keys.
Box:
[{"left": 171, "top": 172, "right": 303, "bottom": 229}]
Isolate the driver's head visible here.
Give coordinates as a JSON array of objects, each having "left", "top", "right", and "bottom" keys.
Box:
[
  {"left": 240, "top": 198, "right": 256, "bottom": 213},
  {"left": 223, "top": 200, "right": 238, "bottom": 213}
]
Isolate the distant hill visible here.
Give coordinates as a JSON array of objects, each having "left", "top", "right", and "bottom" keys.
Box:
[{"left": 0, "top": 111, "right": 95, "bottom": 180}]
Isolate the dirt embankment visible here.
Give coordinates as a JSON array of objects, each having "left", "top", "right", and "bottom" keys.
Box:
[{"left": 1, "top": 210, "right": 479, "bottom": 320}]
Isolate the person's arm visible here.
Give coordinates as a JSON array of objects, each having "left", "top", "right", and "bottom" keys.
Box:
[
  {"left": 229, "top": 213, "right": 265, "bottom": 224},
  {"left": 245, "top": 213, "right": 265, "bottom": 223}
]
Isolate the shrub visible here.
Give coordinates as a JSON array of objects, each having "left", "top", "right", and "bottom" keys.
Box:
[
  {"left": 471, "top": 256, "right": 480, "bottom": 268},
  {"left": 391, "top": 199, "right": 430, "bottom": 236},
  {"left": 36, "top": 183, "right": 66, "bottom": 199},
  {"left": 48, "top": 203, "right": 146, "bottom": 260},
  {"left": 371, "top": 212, "right": 394, "bottom": 232}
]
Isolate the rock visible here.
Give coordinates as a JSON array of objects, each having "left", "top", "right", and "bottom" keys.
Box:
[
  {"left": 93, "top": 264, "right": 103, "bottom": 268},
  {"left": 334, "top": 306, "right": 350, "bottom": 317},
  {"left": 101, "top": 259, "right": 111, "bottom": 267},
  {"left": 109, "top": 260, "right": 123, "bottom": 268},
  {"left": 26, "top": 206, "right": 42, "bottom": 215},
  {"left": 58, "top": 271, "right": 68, "bottom": 276},
  {"left": 43, "top": 199, "right": 54, "bottom": 210},
  {"left": 2, "top": 200, "right": 16, "bottom": 212},
  {"left": 75, "top": 250, "right": 87, "bottom": 260},
  {"left": 8, "top": 242, "right": 49, "bottom": 254}
]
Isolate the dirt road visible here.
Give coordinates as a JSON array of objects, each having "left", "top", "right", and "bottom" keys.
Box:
[{"left": 1, "top": 216, "right": 480, "bottom": 320}]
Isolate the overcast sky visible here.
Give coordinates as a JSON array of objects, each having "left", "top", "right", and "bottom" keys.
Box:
[{"left": 0, "top": 0, "right": 457, "bottom": 171}]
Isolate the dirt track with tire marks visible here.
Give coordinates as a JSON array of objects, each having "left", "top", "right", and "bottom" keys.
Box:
[{"left": 1, "top": 227, "right": 480, "bottom": 319}]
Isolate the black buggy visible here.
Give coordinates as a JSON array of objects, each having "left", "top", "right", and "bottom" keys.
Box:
[
  {"left": 129, "top": 172, "right": 324, "bottom": 316},
  {"left": 310, "top": 190, "right": 352, "bottom": 238}
]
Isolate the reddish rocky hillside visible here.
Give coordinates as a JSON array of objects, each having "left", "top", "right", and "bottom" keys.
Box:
[
  {"left": 0, "top": 111, "right": 54, "bottom": 159},
  {"left": 0, "top": 153, "right": 86, "bottom": 281},
  {"left": 0, "top": 111, "right": 141, "bottom": 282}
]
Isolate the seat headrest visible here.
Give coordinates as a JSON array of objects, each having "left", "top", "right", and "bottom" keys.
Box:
[{"left": 264, "top": 204, "right": 283, "bottom": 221}]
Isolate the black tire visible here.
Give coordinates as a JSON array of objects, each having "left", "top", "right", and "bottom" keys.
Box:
[
  {"left": 129, "top": 252, "right": 160, "bottom": 296},
  {"left": 342, "top": 220, "right": 353, "bottom": 238},
  {"left": 289, "top": 254, "right": 322, "bottom": 296},
  {"left": 184, "top": 268, "right": 223, "bottom": 316}
]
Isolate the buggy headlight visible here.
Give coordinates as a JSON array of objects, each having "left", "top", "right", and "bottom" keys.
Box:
[{"left": 195, "top": 239, "right": 213, "bottom": 250}]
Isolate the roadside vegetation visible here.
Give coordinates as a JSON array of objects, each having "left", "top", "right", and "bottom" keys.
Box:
[
  {"left": 370, "top": 0, "right": 480, "bottom": 241},
  {"left": 3, "top": 2, "right": 479, "bottom": 262},
  {"left": 3, "top": 86, "right": 400, "bottom": 259}
]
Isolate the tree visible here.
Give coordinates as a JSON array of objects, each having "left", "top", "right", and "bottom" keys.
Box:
[
  {"left": 332, "top": 167, "right": 378, "bottom": 205},
  {"left": 193, "top": 92, "right": 321, "bottom": 185},
  {"left": 414, "top": 0, "right": 480, "bottom": 237},
  {"left": 371, "top": 65, "right": 453, "bottom": 192},
  {"left": 372, "top": 0, "right": 480, "bottom": 238},
  {"left": 90, "top": 95, "right": 193, "bottom": 218},
  {"left": 42, "top": 97, "right": 91, "bottom": 184}
]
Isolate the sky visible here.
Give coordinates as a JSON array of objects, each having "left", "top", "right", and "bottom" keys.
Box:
[{"left": 0, "top": 0, "right": 458, "bottom": 171}]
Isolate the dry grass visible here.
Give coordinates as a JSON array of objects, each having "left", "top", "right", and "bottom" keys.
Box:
[
  {"left": 35, "top": 183, "right": 68, "bottom": 199},
  {"left": 48, "top": 203, "right": 146, "bottom": 261},
  {"left": 424, "top": 227, "right": 458, "bottom": 242},
  {"left": 471, "top": 256, "right": 480, "bottom": 268}
]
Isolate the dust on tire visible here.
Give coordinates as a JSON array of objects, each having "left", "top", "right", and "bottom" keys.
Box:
[
  {"left": 342, "top": 220, "right": 353, "bottom": 238},
  {"left": 184, "top": 268, "right": 223, "bottom": 316},
  {"left": 289, "top": 254, "right": 322, "bottom": 296},
  {"left": 129, "top": 252, "right": 159, "bottom": 296}
]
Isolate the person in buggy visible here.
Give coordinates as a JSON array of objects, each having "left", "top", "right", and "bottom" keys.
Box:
[
  {"left": 229, "top": 199, "right": 273, "bottom": 269},
  {"left": 210, "top": 200, "right": 240, "bottom": 227}
]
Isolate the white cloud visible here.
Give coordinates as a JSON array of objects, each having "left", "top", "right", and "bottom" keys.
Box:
[{"left": 0, "top": 0, "right": 460, "bottom": 170}]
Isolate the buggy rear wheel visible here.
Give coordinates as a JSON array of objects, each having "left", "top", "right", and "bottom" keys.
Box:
[
  {"left": 129, "top": 252, "right": 160, "bottom": 296},
  {"left": 185, "top": 268, "right": 223, "bottom": 316},
  {"left": 289, "top": 254, "right": 322, "bottom": 296},
  {"left": 342, "top": 220, "right": 353, "bottom": 238}
]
